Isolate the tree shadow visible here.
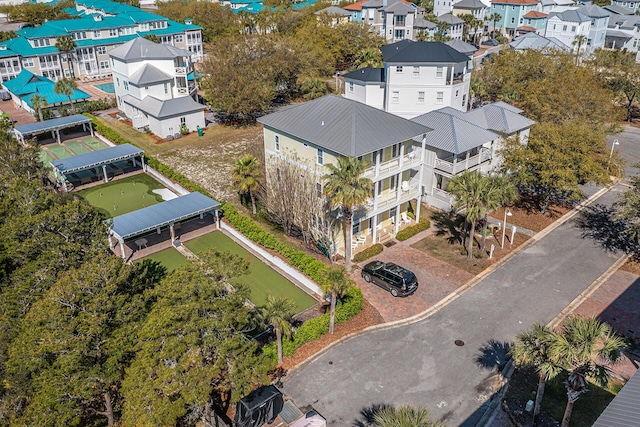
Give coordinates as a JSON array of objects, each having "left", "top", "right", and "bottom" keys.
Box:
[
  {"left": 575, "top": 204, "right": 639, "bottom": 254},
  {"left": 429, "top": 209, "right": 464, "bottom": 245},
  {"left": 352, "top": 403, "right": 390, "bottom": 427},
  {"left": 474, "top": 339, "right": 511, "bottom": 371}
]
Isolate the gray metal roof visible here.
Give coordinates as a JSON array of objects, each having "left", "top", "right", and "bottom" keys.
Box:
[
  {"left": 316, "top": 6, "right": 352, "bottom": 16},
  {"left": 578, "top": 4, "right": 611, "bottom": 18},
  {"left": 411, "top": 107, "right": 500, "bottom": 155},
  {"left": 381, "top": 2, "right": 413, "bottom": 14},
  {"left": 129, "top": 64, "right": 173, "bottom": 86},
  {"left": 606, "top": 29, "right": 634, "bottom": 39},
  {"left": 446, "top": 39, "right": 478, "bottom": 55},
  {"left": 51, "top": 143, "right": 143, "bottom": 174},
  {"left": 14, "top": 114, "right": 91, "bottom": 136},
  {"left": 453, "top": 0, "right": 487, "bottom": 9},
  {"left": 593, "top": 369, "right": 640, "bottom": 427},
  {"left": 549, "top": 9, "right": 591, "bottom": 23},
  {"left": 438, "top": 13, "right": 465, "bottom": 25},
  {"left": 109, "top": 192, "right": 220, "bottom": 240},
  {"left": 342, "top": 67, "right": 385, "bottom": 83},
  {"left": 603, "top": 4, "right": 634, "bottom": 15},
  {"left": 257, "top": 95, "right": 432, "bottom": 158},
  {"left": 414, "top": 16, "right": 438, "bottom": 29},
  {"left": 381, "top": 40, "right": 470, "bottom": 64},
  {"left": 509, "top": 32, "right": 570, "bottom": 52},
  {"left": 109, "top": 36, "right": 189, "bottom": 62},
  {"left": 463, "top": 103, "right": 535, "bottom": 134},
  {"left": 122, "top": 95, "right": 205, "bottom": 119}
]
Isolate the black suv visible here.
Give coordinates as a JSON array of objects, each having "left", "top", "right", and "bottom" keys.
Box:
[{"left": 361, "top": 261, "right": 418, "bottom": 297}]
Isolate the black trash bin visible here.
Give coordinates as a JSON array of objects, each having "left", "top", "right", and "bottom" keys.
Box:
[{"left": 234, "top": 385, "right": 284, "bottom": 427}]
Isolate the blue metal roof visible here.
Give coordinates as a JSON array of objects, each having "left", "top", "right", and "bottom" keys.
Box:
[
  {"left": 51, "top": 143, "right": 143, "bottom": 174},
  {"left": 14, "top": 114, "right": 91, "bottom": 136},
  {"left": 109, "top": 192, "right": 220, "bottom": 240}
]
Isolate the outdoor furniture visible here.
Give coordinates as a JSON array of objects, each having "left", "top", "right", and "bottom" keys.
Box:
[
  {"left": 134, "top": 238, "right": 148, "bottom": 250},
  {"left": 401, "top": 212, "right": 412, "bottom": 224},
  {"left": 357, "top": 234, "right": 367, "bottom": 245}
]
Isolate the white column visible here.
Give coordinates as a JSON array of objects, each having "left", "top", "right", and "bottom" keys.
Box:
[
  {"left": 56, "top": 129, "right": 61, "bottom": 144},
  {"left": 395, "top": 173, "right": 401, "bottom": 203},
  {"left": 415, "top": 194, "right": 422, "bottom": 222},
  {"left": 170, "top": 223, "right": 175, "bottom": 243},
  {"left": 373, "top": 181, "right": 379, "bottom": 211},
  {"left": 102, "top": 165, "right": 108, "bottom": 182},
  {"left": 398, "top": 143, "right": 405, "bottom": 170},
  {"left": 372, "top": 214, "right": 378, "bottom": 244},
  {"left": 119, "top": 239, "right": 126, "bottom": 259},
  {"left": 375, "top": 150, "right": 381, "bottom": 177},
  {"left": 141, "top": 155, "right": 146, "bottom": 172},
  {"left": 394, "top": 206, "right": 400, "bottom": 235}
]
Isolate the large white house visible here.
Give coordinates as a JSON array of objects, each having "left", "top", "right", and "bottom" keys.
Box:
[
  {"left": 343, "top": 40, "right": 472, "bottom": 119},
  {"left": 110, "top": 37, "right": 205, "bottom": 138},
  {"left": 545, "top": 10, "right": 591, "bottom": 54}
]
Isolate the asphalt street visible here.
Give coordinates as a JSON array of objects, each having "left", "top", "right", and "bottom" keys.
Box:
[
  {"left": 283, "top": 185, "right": 627, "bottom": 427},
  {"left": 609, "top": 125, "right": 640, "bottom": 181}
]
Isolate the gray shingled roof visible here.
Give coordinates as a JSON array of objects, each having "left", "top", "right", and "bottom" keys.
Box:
[
  {"left": 410, "top": 107, "right": 500, "bottom": 155},
  {"left": 122, "top": 95, "right": 205, "bottom": 118},
  {"left": 463, "top": 103, "right": 535, "bottom": 134},
  {"left": 257, "top": 95, "right": 432, "bottom": 158},
  {"left": 381, "top": 40, "right": 470, "bottom": 64},
  {"left": 446, "top": 39, "right": 478, "bottom": 55},
  {"left": 316, "top": 6, "right": 352, "bottom": 16},
  {"left": 509, "top": 32, "right": 570, "bottom": 52},
  {"left": 110, "top": 192, "right": 220, "bottom": 240},
  {"left": 342, "top": 67, "right": 385, "bottom": 83},
  {"left": 438, "top": 13, "right": 465, "bottom": 25},
  {"left": 129, "top": 64, "right": 173, "bottom": 86},
  {"left": 381, "top": 2, "right": 413, "bottom": 14},
  {"left": 549, "top": 10, "right": 591, "bottom": 23},
  {"left": 578, "top": 4, "right": 611, "bottom": 18},
  {"left": 608, "top": 14, "right": 640, "bottom": 28},
  {"left": 592, "top": 369, "right": 640, "bottom": 427},
  {"left": 109, "top": 37, "right": 190, "bottom": 62},
  {"left": 454, "top": 0, "right": 486, "bottom": 9},
  {"left": 414, "top": 16, "right": 437, "bottom": 29}
]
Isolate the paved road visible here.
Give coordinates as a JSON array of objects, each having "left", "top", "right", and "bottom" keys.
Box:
[
  {"left": 283, "top": 185, "right": 627, "bottom": 427},
  {"left": 609, "top": 125, "right": 640, "bottom": 182}
]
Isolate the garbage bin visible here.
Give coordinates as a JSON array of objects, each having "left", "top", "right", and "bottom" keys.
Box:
[{"left": 197, "top": 126, "right": 204, "bottom": 136}]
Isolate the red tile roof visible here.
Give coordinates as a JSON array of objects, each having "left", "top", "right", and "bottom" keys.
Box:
[
  {"left": 523, "top": 10, "right": 547, "bottom": 18},
  {"left": 343, "top": 2, "right": 362, "bottom": 10},
  {"left": 492, "top": 0, "right": 539, "bottom": 5},
  {"left": 517, "top": 25, "right": 537, "bottom": 31}
]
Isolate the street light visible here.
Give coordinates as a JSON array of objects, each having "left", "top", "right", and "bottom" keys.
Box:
[
  {"left": 608, "top": 139, "right": 619, "bottom": 170},
  {"left": 501, "top": 208, "right": 512, "bottom": 249}
]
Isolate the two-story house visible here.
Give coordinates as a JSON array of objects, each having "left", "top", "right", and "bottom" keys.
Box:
[
  {"left": 343, "top": 40, "right": 472, "bottom": 119},
  {"left": 258, "top": 94, "right": 432, "bottom": 254},
  {"left": 438, "top": 13, "right": 466, "bottom": 39},
  {"left": 410, "top": 102, "right": 534, "bottom": 209},
  {"left": 491, "top": 0, "right": 540, "bottom": 37},
  {"left": 110, "top": 37, "right": 205, "bottom": 138},
  {"left": 605, "top": 14, "right": 640, "bottom": 62},
  {"left": 577, "top": 4, "right": 610, "bottom": 53},
  {"left": 545, "top": 10, "right": 591, "bottom": 54},
  {"left": 610, "top": 0, "right": 640, "bottom": 14},
  {"left": 453, "top": 0, "right": 490, "bottom": 41},
  {"left": 539, "top": 0, "right": 576, "bottom": 13},
  {"left": 518, "top": 10, "right": 548, "bottom": 35}
]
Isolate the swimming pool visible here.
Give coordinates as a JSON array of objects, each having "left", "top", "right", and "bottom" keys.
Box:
[{"left": 95, "top": 82, "right": 115, "bottom": 94}]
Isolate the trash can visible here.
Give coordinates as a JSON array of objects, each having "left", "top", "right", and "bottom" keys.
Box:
[{"left": 197, "top": 126, "right": 204, "bottom": 136}]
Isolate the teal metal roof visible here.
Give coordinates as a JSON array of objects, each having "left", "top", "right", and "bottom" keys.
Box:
[
  {"left": 4, "top": 69, "right": 90, "bottom": 107},
  {"left": 22, "top": 85, "right": 90, "bottom": 107},
  {"left": 3, "top": 69, "right": 48, "bottom": 95}
]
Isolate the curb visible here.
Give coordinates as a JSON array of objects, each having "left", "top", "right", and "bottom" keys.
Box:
[{"left": 285, "top": 185, "right": 616, "bottom": 380}]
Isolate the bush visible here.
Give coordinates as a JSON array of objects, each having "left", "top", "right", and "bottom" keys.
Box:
[
  {"left": 58, "top": 98, "right": 116, "bottom": 117},
  {"left": 352, "top": 243, "right": 383, "bottom": 263},
  {"left": 262, "top": 286, "right": 363, "bottom": 361},
  {"left": 395, "top": 218, "right": 430, "bottom": 241}
]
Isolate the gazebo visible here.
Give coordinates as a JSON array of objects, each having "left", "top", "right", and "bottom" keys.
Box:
[{"left": 13, "top": 114, "right": 94, "bottom": 145}]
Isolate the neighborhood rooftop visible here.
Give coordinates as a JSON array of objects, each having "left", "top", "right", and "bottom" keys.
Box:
[
  {"left": 109, "top": 37, "right": 191, "bottom": 61},
  {"left": 381, "top": 40, "right": 470, "bottom": 63},
  {"left": 258, "top": 95, "right": 432, "bottom": 158},
  {"left": 51, "top": 143, "right": 144, "bottom": 174}
]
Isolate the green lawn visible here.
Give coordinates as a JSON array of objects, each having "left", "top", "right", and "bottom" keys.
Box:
[
  {"left": 185, "top": 232, "right": 316, "bottom": 312},
  {"left": 47, "top": 144, "right": 73, "bottom": 159},
  {"left": 142, "top": 248, "right": 188, "bottom": 272},
  {"left": 66, "top": 140, "right": 91, "bottom": 155},
  {"left": 78, "top": 173, "right": 167, "bottom": 217},
  {"left": 83, "top": 137, "right": 108, "bottom": 150},
  {"left": 39, "top": 150, "right": 55, "bottom": 170}
]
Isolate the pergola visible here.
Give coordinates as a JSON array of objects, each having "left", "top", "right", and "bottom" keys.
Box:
[
  {"left": 13, "top": 114, "right": 94, "bottom": 145},
  {"left": 107, "top": 192, "right": 221, "bottom": 259},
  {"left": 50, "top": 143, "right": 146, "bottom": 191}
]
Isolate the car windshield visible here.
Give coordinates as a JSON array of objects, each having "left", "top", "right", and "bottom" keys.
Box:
[{"left": 405, "top": 272, "right": 416, "bottom": 284}]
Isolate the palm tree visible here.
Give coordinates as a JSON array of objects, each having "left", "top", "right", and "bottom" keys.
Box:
[
  {"left": 488, "top": 12, "right": 502, "bottom": 38},
  {"left": 372, "top": 405, "right": 444, "bottom": 427},
  {"left": 54, "top": 78, "right": 77, "bottom": 113},
  {"left": 550, "top": 316, "right": 625, "bottom": 427},
  {"left": 354, "top": 47, "right": 383, "bottom": 69},
  {"left": 55, "top": 35, "right": 77, "bottom": 79},
  {"left": 511, "top": 324, "right": 563, "bottom": 426},
  {"left": 259, "top": 295, "right": 296, "bottom": 364},
  {"left": 572, "top": 35, "right": 588, "bottom": 66},
  {"left": 30, "top": 94, "right": 47, "bottom": 122},
  {"left": 321, "top": 266, "right": 352, "bottom": 334},
  {"left": 479, "top": 175, "right": 517, "bottom": 253},
  {"left": 447, "top": 171, "right": 486, "bottom": 259},
  {"left": 323, "top": 157, "right": 373, "bottom": 272},
  {"left": 232, "top": 154, "right": 262, "bottom": 215},
  {"left": 460, "top": 13, "right": 476, "bottom": 43}
]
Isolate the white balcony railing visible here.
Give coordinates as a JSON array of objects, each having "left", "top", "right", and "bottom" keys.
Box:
[
  {"left": 431, "top": 187, "right": 455, "bottom": 205},
  {"left": 434, "top": 149, "right": 492, "bottom": 175},
  {"left": 366, "top": 179, "right": 421, "bottom": 214},
  {"left": 175, "top": 67, "right": 186, "bottom": 74},
  {"left": 363, "top": 149, "right": 423, "bottom": 180}
]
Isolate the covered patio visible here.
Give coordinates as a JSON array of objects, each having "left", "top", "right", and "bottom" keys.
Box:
[
  {"left": 14, "top": 114, "right": 95, "bottom": 145},
  {"left": 50, "top": 143, "right": 145, "bottom": 191},
  {"left": 107, "top": 192, "right": 221, "bottom": 260}
]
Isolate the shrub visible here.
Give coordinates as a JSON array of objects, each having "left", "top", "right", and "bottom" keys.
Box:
[
  {"left": 352, "top": 243, "right": 383, "bottom": 263},
  {"left": 395, "top": 218, "right": 430, "bottom": 241}
]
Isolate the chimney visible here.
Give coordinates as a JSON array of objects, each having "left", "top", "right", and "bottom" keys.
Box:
[
  {"left": 184, "top": 18, "right": 193, "bottom": 25},
  {"left": 93, "top": 14, "right": 102, "bottom": 21}
]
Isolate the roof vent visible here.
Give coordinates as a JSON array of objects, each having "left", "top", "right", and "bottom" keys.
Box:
[
  {"left": 321, "top": 121, "right": 324, "bottom": 126},
  {"left": 184, "top": 18, "right": 193, "bottom": 25},
  {"left": 94, "top": 14, "right": 102, "bottom": 21},
  {"left": 0, "top": 45, "right": 5, "bottom": 51}
]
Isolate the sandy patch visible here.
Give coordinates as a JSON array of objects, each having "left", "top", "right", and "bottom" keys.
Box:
[{"left": 153, "top": 188, "right": 179, "bottom": 200}]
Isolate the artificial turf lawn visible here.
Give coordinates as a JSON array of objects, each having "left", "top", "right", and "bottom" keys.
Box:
[
  {"left": 141, "top": 248, "right": 187, "bottom": 272},
  {"left": 83, "top": 138, "right": 108, "bottom": 150},
  {"left": 78, "top": 173, "right": 167, "bottom": 218},
  {"left": 185, "top": 232, "right": 316, "bottom": 312},
  {"left": 39, "top": 150, "right": 55, "bottom": 170},
  {"left": 66, "top": 140, "right": 92, "bottom": 155},
  {"left": 47, "top": 144, "right": 73, "bottom": 159}
]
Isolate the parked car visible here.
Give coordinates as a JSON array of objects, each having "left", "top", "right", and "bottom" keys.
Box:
[
  {"left": 482, "top": 39, "right": 500, "bottom": 47},
  {"left": 361, "top": 261, "right": 418, "bottom": 297}
]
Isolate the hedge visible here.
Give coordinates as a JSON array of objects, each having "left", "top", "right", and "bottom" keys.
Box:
[
  {"left": 395, "top": 218, "right": 431, "bottom": 241},
  {"left": 262, "top": 286, "right": 363, "bottom": 361},
  {"left": 352, "top": 243, "right": 383, "bottom": 263}
]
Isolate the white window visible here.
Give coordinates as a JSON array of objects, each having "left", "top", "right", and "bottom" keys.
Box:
[
  {"left": 274, "top": 135, "right": 280, "bottom": 151},
  {"left": 100, "top": 60, "right": 109, "bottom": 69},
  {"left": 116, "top": 77, "right": 120, "bottom": 87},
  {"left": 22, "top": 58, "right": 34, "bottom": 67},
  {"left": 94, "top": 30, "right": 101, "bottom": 38},
  {"left": 317, "top": 148, "right": 324, "bottom": 165},
  {"left": 348, "top": 82, "right": 354, "bottom": 92},
  {"left": 571, "top": 26, "right": 576, "bottom": 32},
  {"left": 109, "top": 29, "right": 117, "bottom": 37},
  {"left": 123, "top": 81, "right": 129, "bottom": 90},
  {"left": 462, "top": 94, "right": 466, "bottom": 107},
  {"left": 436, "top": 66, "right": 443, "bottom": 77},
  {"left": 96, "top": 46, "right": 106, "bottom": 55},
  {"left": 175, "top": 34, "right": 183, "bottom": 43},
  {"left": 412, "top": 66, "right": 419, "bottom": 77},
  {"left": 180, "top": 117, "right": 186, "bottom": 125},
  {"left": 164, "top": 83, "right": 168, "bottom": 94},
  {"left": 436, "top": 92, "right": 444, "bottom": 104},
  {"left": 396, "top": 66, "right": 403, "bottom": 73},
  {"left": 391, "top": 91, "right": 399, "bottom": 103},
  {"left": 563, "top": 25, "right": 567, "bottom": 31},
  {"left": 417, "top": 91, "right": 425, "bottom": 104}
]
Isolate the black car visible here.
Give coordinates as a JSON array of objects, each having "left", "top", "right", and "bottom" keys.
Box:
[
  {"left": 481, "top": 39, "right": 500, "bottom": 47},
  {"left": 361, "top": 261, "right": 418, "bottom": 297}
]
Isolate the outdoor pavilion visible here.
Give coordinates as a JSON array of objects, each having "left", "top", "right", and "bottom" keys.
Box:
[
  {"left": 50, "top": 143, "right": 145, "bottom": 191},
  {"left": 107, "top": 192, "right": 221, "bottom": 259},
  {"left": 13, "top": 114, "right": 94, "bottom": 145}
]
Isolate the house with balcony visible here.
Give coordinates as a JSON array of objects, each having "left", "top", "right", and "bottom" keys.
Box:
[
  {"left": 344, "top": 40, "right": 472, "bottom": 119},
  {"left": 605, "top": 14, "right": 640, "bottom": 63},
  {"left": 545, "top": 10, "right": 591, "bottom": 54},
  {"left": 258, "top": 95, "right": 432, "bottom": 255},
  {"left": 0, "top": 0, "right": 203, "bottom": 83},
  {"left": 491, "top": 0, "right": 540, "bottom": 37},
  {"left": 518, "top": 10, "right": 548, "bottom": 35},
  {"left": 110, "top": 37, "right": 205, "bottom": 138},
  {"left": 610, "top": 0, "right": 640, "bottom": 14},
  {"left": 410, "top": 101, "right": 534, "bottom": 209},
  {"left": 577, "top": 4, "right": 610, "bottom": 53}
]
